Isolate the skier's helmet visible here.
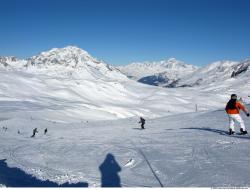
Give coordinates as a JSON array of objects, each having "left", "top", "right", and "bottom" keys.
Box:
[{"left": 231, "top": 94, "right": 237, "bottom": 100}]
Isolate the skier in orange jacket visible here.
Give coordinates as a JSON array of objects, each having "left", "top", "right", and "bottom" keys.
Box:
[{"left": 225, "top": 94, "right": 249, "bottom": 135}]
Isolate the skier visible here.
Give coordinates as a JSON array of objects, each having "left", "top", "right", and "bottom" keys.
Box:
[
  {"left": 139, "top": 117, "right": 146, "bottom": 129},
  {"left": 44, "top": 128, "right": 48, "bottom": 135},
  {"left": 238, "top": 97, "right": 243, "bottom": 103},
  {"left": 31, "top": 128, "right": 38, "bottom": 137},
  {"left": 225, "top": 94, "right": 250, "bottom": 135}
]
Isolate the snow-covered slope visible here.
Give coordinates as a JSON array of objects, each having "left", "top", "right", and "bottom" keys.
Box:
[
  {"left": 173, "top": 60, "right": 250, "bottom": 87},
  {"left": 27, "top": 46, "right": 99, "bottom": 67},
  {"left": 0, "top": 56, "right": 26, "bottom": 69},
  {"left": 1, "top": 106, "right": 250, "bottom": 187},
  {"left": 23, "top": 46, "right": 126, "bottom": 81},
  {"left": 1, "top": 46, "right": 250, "bottom": 187},
  {"left": 0, "top": 66, "right": 233, "bottom": 122},
  {"left": 118, "top": 59, "right": 250, "bottom": 89},
  {"left": 1, "top": 47, "right": 250, "bottom": 122},
  {"left": 117, "top": 58, "right": 198, "bottom": 86},
  {"left": 0, "top": 47, "right": 218, "bottom": 122}
]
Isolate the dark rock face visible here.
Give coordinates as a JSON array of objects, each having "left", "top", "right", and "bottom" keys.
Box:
[
  {"left": 231, "top": 71, "right": 236, "bottom": 78},
  {"left": 165, "top": 78, "right": 203, "bottom": 88},
  {"left": 164, "top": 79, "right": 180, "bottom": 88},
  {"left": 0, "top": 56, "right": 18, "bottom": 67},
  {"left": 231, "top": 62, "right": 250, "bottom": 78},
  {"left": 0, "top": 57, "right": 7, "bottom": 63},
  {"left": 0, "top": 56, "right": 18, "bottom": 63}
]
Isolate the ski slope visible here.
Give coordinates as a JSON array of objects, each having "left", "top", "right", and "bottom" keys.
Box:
[
  {"left": 1, "top": 46, "right": 250, "bottom": 187},
  {"left": 0, "top": 65, "right": 237, "bottom": 122},
  {"left": 1, "top": 46, "right": 249, "bottom": 121},
  {"left": 0, "top": 106, "right": 250, "bottom": 187}
]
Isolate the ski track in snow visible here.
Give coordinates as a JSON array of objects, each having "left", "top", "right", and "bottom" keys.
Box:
[{"left": 0, "top": 106, "right": 250, "bottom": 187}]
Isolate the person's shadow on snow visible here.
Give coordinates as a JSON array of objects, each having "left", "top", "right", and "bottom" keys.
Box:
[{"left": 99, "top": 153, "right": 121, "bottom": 187}]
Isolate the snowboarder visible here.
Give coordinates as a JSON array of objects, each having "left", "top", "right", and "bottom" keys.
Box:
[
  {"left": 225, "top": 94, "right": 249, "bottom": 135},
  {"left": 18, "top": 130, "right": 20, "bottom": 134},
  {"left": 31, "top": 128, "right": 38, "bottom": 137},
  {"left": 44, "top": 128, "right": 48, "bottom": 135},
  {"left": 139, "top": 117, "right": 146, "bottom": 129}
]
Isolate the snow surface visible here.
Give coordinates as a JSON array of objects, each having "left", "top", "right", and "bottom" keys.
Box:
[
  {"left": 1, "top": 46, "right": 250, "bottom": 187},
  {"left": 1, "top": 46, "right": 242, "bottom": 121},
  {"left": 1, "top": 106, "right": 250, "bottom": 187}
]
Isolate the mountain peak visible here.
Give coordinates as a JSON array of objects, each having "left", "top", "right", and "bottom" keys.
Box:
[
  {"left": 55, "top": 45, "right": 87, "bottom": 53},
  {"left": 167, "top": 57, "right": 178, "bottom": 62},
  {"left": 160, "top": 58, "right": 187, "bottom": 68},
  {"left": 27, "top": 46, "right": 101, "bottom": 68},
  {"left": 39, "top": 46, "right": 91, "bottom": 58}
]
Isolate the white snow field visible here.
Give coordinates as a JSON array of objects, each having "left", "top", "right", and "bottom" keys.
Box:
[
  {"left": 0, "top": 46, "right": 250, "bottom": 187},
  {"left": 1, "top": 107, "right": 250, "bottom": 187}
]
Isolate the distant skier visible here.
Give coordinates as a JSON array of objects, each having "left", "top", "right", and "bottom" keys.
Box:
[
  {"left": 239, "top": 97, "right": 243, "bottom": 103},
  {"left": 44, "top": 128, "right": 48, "bottom": 135},
  {"left": 225, "top": 94, "right": 249, "bottom": 135},
  {"left": 18, "top": 130, "right": 21, "bottom": 134},
  {"left": 139, "top": 117, "right": 146, "bottom": 129},
  {"left": 31, "top": 128, "right": 38, "bottom": 137}
]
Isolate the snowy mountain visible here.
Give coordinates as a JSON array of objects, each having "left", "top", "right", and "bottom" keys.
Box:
[
  {"left": 0, "top": 46, "right": 217, "bottom": 121},
  {"left": 0, "top": 47, "right": 249, "bottom": 122},
  {"left": 171, "top": 60, "right": 250, "bottom": 87},
  {"left": 0, "top": 56, "right": 26, "bottom": 69},
  {"left": 23, "top": 46, "right": 126, "bottom": 81},
  {"left": 118, "top": 58, "right": 250, "bottom": 89},
  {"left": 0, "top": 56, "right": 18, "bottom": 66},
  {"left": 26, "top": 46, "right": 103, "bottom": 70},
  {"left": 117, "top": 58, "right": 198, "bottom": 86},
  {"left": 1, "top": 46, "right": 250, "bottom": 187},
  {"left": 0, "top": 46, "right": 126, "bottom": 81}
]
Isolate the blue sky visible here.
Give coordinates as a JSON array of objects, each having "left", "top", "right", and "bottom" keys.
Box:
[{"left": 0, "top": 0, "right": 250, "bottom": 66}]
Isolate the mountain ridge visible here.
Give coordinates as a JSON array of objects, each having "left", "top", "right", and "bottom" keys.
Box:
[
  {"left": 117, "top": 58, "right": 198, "bottom": 85},
  {"left": 117, "top": 58, "right": 250, "bottom": 87},
  {"left": 1, "top": 46, "right": 249, "bottom": 87}
]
